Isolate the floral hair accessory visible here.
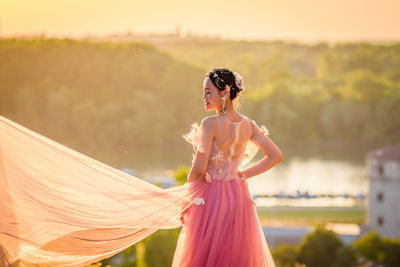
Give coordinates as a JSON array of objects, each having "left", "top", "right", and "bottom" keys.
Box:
[{"left": 233, "top": 72, "right": 244, "bottom": 91}]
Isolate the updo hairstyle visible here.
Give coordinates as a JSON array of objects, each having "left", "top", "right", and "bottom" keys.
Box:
[{"left": 206, "top": 68, "right": 244, "bottom": 101}]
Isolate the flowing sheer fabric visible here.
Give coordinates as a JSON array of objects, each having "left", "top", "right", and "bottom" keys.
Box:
[
  {"left": 173, "top": 115, "right": 276, "bottom": 267},
  {"left": 0, "top": 115, "right": 210, "bottom": 267}
]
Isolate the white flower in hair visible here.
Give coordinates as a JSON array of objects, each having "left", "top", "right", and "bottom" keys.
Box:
[{"left": 233, "top": 72, "right": 244, "bottom": 91}]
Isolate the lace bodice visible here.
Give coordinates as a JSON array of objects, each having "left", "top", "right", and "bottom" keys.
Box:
[{"left": 183, "top": 115, "right": 269, "bottom": 182}]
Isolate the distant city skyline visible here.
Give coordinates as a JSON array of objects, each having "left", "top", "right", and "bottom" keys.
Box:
[{"left": 1, "top": 0, "right": 399, "bottom": 43}]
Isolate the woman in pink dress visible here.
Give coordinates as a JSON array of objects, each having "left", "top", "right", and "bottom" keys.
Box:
[
  {"left": 172, "top": 68, "right": 283, "bottom": 267},
  {"left": 0, "top": 67, "right": 282, "bottom": 267}
]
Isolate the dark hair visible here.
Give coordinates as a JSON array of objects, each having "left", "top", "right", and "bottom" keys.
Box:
[{"left": 206, "top": 68, "right": 244, "bottom": 100}]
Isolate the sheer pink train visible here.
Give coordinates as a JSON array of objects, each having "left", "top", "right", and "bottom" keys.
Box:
[{"left": 0, "top": 114, "right": 276, "bottom": 267}]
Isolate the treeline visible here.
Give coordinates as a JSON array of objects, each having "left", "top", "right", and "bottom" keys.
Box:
[
  {"left": 1, "top": 37, "right": 400, "bottom": 166},
  {"left": 154, "top": 39, "right": 400, "bottom": 150},
  {"left": 0, "top": 38, "right": 206, "bottom": 166}
]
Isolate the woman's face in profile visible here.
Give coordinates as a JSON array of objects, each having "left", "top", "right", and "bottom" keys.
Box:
[{"left": 202, "top": 77, "right": 223, "bottom": 112}]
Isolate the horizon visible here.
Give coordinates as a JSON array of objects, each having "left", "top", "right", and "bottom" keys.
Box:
[
  {"left": 1, "top": 30, "right": 399, "bottom": 46},
  {"left": 1, "top": 0, "right": 400, "bottom": 44}
]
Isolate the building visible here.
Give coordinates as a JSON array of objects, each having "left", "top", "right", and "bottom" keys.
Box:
[{"left": 366, "top": 143, "right": 400, "bottom": 238}]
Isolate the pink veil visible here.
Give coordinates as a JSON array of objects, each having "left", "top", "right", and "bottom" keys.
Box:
[{"left": 0, "top": 115, "right": 210, "bottom": 267}]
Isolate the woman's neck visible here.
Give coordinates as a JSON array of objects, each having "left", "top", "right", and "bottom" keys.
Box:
[
  {"left": 216, "top": 99, "right": 234, "bottom": 115},
  {"left": 216, "top": 106, "right": 236, "bottom": 117}
]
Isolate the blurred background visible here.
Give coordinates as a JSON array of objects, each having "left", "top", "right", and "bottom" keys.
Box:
[{"left": 1, "top": 0, "right": 400, "bottom": 266}]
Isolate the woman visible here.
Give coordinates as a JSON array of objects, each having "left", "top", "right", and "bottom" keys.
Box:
[
  {"left": 172, "top": 68, "right": 283, "bottom": 266},
  {"left": 0, "top": 68, "right": 282, "bottom": 267}
]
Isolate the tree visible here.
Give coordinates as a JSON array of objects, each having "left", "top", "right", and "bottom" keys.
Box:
[
  {"left": 334, "top": 245, "right": 358, "bottom": 267},
  {"left": 297, "top": 225, "right": 343, "bottom": 267},
  {"left": 272, "top": 243, "right": 299, "bottom": 267},
  {"left": 352, "top": 230, "right": 384, "bottom": 262},
  {"left": 353, "top": 230, "right": 400, "bottom": 266}
]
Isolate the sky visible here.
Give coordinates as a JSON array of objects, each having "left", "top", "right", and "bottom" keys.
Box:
[{"left": 1, "top": 0, "right": 400, "bottom": 43}]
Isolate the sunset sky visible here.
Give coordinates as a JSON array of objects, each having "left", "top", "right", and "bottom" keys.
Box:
[{"left": 1, "top": 0, "right": 399, "bottom": 43}]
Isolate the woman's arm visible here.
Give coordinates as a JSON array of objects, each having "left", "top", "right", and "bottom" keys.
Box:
[
  {"left": 239, "top": 121, "right": 283, "bottom": 180},
  {"left": 187, "top": 117, "right": 216, "bottom": 182}
]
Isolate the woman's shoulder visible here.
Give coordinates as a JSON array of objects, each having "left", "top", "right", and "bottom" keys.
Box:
[
  {"left": 199, "top": 116, "right": 220, "bottom": 133},
  {"left": 201, "top": 116, "right": 219, "bottom": 125},
  {"left": 247, "top": 117, "right": 269, "bottom": 136},
  {"left": 241, "top": 115, "right": 259, "bottom": 125}
]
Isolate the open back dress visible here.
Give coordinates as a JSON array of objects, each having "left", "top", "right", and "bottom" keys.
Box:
[{"left": 172, "top": 115, "right": 276, "bottom": 267}]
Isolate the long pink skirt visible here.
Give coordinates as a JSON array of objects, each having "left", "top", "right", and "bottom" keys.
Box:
[{"left": 172, "top": 178, "right": 276, "bottom": 267}]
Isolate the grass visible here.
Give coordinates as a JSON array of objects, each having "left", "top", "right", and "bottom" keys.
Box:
[{"left": 257, "top": 206, "right": 366, "bottom": 226}]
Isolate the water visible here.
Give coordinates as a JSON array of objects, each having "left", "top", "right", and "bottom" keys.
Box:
[
  {"left": 247, "top": 157, "right": 368, "bottom": 207},
  {"left": 116, "top": 147, "right": 369, "bottom": 207},
  {"left": 246, "top": 157, "right": 368, "bottom": 196}
]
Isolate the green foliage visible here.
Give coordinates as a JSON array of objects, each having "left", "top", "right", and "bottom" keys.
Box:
[
  {"left": 352, "top": 230, "right": 384, "bottom": 262},
  {"left": 272, "top": 243, "right": 298, "bottom": 267},
  {"left": 380, "top": 238, "right": 400, "bottom": 266},
  {"left": 297, "top": 225, "right": 344, "bottom": 267},
  {"left": 0, "top": 37, "right": 206, "bottom": 167},
  {"left": 143, "top": 229, "right": 180, "bottom": 267},
  {"left": 155, "top": 39, "right": 400, "bottom": 150},
  {"left": 333, "top": 245, "right": 358, "bottom": 267},
  {"left": 94, "top": 245, "right": 137, "bottom": 267},
  {"left": 271, "top": 225, "right": 362, "bottom": 267},
  {"left": 271, "top": 227, "right": 400, "bottom": 267},
  {"left": 117, "top": 245, "right": 138, "bottom": 267},
  {"left": 1, "top": 37, "right": 400, "bottom": 164},
  {"left": 99, "top": 257, "right": 112, "bottom": 267},
  {"left": 353, "top": 230, "right": 400, "bottom": 266},
  {"left": 173, "top": 165, "right": 190, "bottom": 185}
]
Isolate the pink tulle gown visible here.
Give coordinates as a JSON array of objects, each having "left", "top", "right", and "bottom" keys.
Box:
[
  {"left": 0, "top": 114, "right": 275, "bottom": 267},
  {"left": 172, "top": 115, "right": 276, "bottom": 267}
]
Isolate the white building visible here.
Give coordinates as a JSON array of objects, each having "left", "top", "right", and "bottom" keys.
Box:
[{"left": 366, "top": 143, "right": 400, "bottom": 238}]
